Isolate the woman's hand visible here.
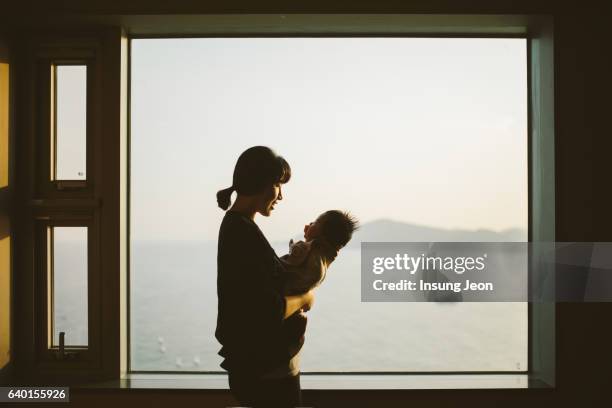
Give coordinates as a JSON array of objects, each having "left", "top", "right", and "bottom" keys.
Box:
[
  {"left": 284, "top": 289, "right": 316, "bottom": 319},
  {"left": 300, "top": 289, "right": 315, "bottom": 312}
]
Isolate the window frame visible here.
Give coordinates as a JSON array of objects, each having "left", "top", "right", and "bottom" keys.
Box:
[
  {"left": 12, "top": 14, "right": 555, "bottom": 389},
  {"left": 124, "top": 14, "right": 555, "bottom": 388},
  {"left": 34, "top": 215, "right": 99, "bottom": 366},
  {"left": 13, "top": 32, "right": 122, "bottom": 385},
  {"left": 34, "top": 45, "right": 98, "bottom": 197},
  {"left": 128, "top": 34, "right": 531, "bottom": 376}
]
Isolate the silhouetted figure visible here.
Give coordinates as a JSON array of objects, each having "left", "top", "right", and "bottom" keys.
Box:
[{"left": 215, "top": 146, "right": 314, "bottom": 408}]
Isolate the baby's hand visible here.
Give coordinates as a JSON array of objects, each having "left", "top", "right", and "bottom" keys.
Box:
[
  {"left": 285, "top": 240, "right": 311, "bottom": 266},
  {"left": 290, "top": 241, "right": 308, "bottom": 257}
]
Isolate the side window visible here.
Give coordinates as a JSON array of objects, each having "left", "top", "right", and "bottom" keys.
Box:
[{"left": 22, "top": 37, "right": 106, "bottom": 376}]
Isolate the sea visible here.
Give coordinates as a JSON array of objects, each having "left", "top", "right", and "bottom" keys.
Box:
[{"left": 53, "top": 239, "right": 527, "bottom": 372}]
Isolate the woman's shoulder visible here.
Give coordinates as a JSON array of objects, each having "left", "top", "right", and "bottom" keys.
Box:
[
  {"left": 219, "top": 211, "right": 266, "bottom": 246},
  {"left": 221, "top": 211, "right": 256, "bottom": 230},
  {"left": 218, "top": 211, "right": 283, "bottom": 274}
]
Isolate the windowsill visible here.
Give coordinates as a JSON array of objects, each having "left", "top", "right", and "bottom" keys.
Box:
[{"left": 73, "top": 373, "right": 552, "bottom": 390}]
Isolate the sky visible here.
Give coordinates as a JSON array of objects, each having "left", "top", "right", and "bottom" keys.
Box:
[
  {"left": 126, "top": 38, "right": 527, "bottom": 242},
  {"left": 56, "top": 65, "right": 87, "bottom": 181}
]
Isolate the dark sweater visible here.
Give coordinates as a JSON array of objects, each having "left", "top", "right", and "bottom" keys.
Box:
[{"left": 215, "top": 210, "right": 306, "bottom": 376}]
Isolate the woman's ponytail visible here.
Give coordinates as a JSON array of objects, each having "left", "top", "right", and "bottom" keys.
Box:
[{"left": 216, "top": 186, "right": 235, "bottom": 210}]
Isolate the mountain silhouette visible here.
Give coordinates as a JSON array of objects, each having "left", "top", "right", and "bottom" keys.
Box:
[{"left": 277, "top": 218, "right": 526, "bottom": 248}]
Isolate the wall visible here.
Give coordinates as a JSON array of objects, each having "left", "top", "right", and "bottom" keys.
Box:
[{"left": 0, "top": 37, "right": 13, "bottom": 386}]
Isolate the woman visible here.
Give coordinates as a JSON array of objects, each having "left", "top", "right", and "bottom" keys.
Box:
[{"left": 215, "top": 146, "right": 314, "bottom": 407}]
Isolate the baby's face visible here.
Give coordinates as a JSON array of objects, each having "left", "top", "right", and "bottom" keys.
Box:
[{"left": 303, "top": 218, "right": 323, "bottom": 241}]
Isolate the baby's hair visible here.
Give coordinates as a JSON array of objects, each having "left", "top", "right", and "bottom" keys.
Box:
[{"left": 317, "top": 210, "right": 359, "bottom": 251}]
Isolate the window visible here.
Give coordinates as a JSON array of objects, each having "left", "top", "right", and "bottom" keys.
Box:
[
  {"left": 49, "top": 226, "right": 88, "bottom": 347},
  {"left": 34, "top": 217, "right": 96, "bottom": 363},
  {"left": 13, "top": 15, "right": 555, "bottom": 389},
  {"left": 52, "top": 65, "right": 87, "bottom": 181},
  {"left": 20, "top": 39, "right": 103, "bottom": 370},
  {"left": 130, "top": 38, "right": 528, "bottom": 373}
]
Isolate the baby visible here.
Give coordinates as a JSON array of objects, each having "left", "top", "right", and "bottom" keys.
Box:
[{"left": 279, "top": 210, "right": 359, "bottom": 295}]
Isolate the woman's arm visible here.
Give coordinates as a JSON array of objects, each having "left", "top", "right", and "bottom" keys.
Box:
[{"left": 284, "top": 289, "right": 314, "bottom": 319}]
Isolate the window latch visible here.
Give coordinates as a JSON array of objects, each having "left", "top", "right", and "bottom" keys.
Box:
[{"left": 54, "top": 332, "right": 81, "bottom": 361}]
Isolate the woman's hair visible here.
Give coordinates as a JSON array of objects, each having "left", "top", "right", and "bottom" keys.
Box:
[{"left": 216, "top": 146, "right": 291, "bottom": 210}]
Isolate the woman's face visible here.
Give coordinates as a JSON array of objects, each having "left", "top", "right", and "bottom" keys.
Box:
[{"left": 256, "top": 182, "right": 283, "bottom": 217}]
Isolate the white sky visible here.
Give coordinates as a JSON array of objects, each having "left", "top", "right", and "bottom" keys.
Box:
[
  {"left": 56, "top": 65, "right": 87, "bottom": 180},
  {"left": 128, "top": 38, "right": 527, "bottom": 242}
]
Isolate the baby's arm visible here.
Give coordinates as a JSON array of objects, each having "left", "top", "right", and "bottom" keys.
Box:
[
  {"left": 283, "top": 247, "right": 328, "bottom": 295},
  {"left": 281, "top": 239, "right": 312, "bottom": 266}
]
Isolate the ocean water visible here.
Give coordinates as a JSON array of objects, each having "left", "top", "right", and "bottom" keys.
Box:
[
  {"left": 53, "top": 240, "right": 527, "bottom": 371},
  {"left": 129, "top": 241, "right": 527, "bottom": 372}
]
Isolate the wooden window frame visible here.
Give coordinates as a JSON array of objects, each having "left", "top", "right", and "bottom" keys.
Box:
[
  {"left": 33, "top": 216, "right": 99, "bottom": 367},
  {"left": 12, "top": 15, "right": 554, "bottom": 389},
  {"left": 14, "top": 31, "right": 126, "bottom": 385}
]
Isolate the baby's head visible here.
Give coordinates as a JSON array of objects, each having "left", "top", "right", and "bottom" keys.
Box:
[{"left": 304, "top": 210, "right": 359, "bottom": 252}]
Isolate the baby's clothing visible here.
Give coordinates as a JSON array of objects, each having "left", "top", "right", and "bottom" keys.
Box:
[{"left": 279, "top": 239, "right": 331, "bottom": 295}]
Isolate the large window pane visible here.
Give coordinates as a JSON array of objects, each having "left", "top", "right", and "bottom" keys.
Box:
[{"left": 130, "top": 38, "right": 527, "bottom": 372}]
